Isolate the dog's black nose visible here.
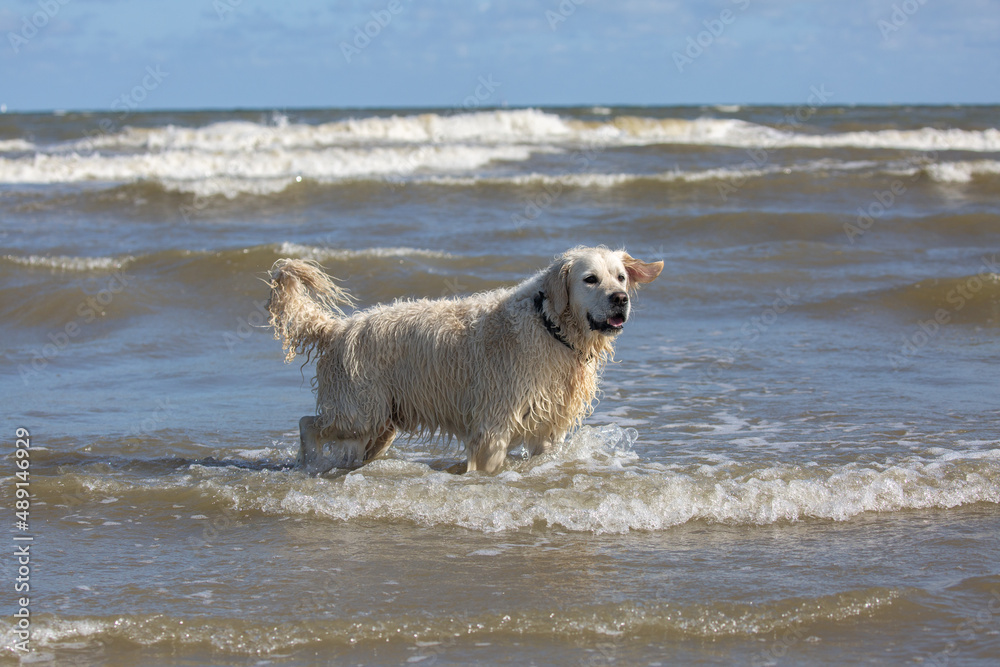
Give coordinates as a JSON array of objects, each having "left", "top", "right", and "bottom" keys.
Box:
[{"left": 610, "top": 291, "right": 629, "bottom": 307}]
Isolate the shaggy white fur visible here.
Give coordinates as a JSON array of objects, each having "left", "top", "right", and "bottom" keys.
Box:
[{"left": 267, "top": 246, "right": 662, "bottom": 474}]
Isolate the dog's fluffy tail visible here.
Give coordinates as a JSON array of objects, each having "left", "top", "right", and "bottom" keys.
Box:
[{"left": 267, "top": 259, "right": 354, "bottom": 363}]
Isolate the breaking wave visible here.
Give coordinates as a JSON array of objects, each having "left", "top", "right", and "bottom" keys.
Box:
[
  {"left": 31, "top": 425, "right": 1000, "bottom": 535},
  {"left": 1, "top": 109, "right": 997, "bottom": 198},
  {"left": 8, "top": 109, "right": 992, "bottom": 153}
]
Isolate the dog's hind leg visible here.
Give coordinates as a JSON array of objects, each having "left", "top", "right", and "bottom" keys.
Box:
[
  {"left": 524, "top": 437, "right": 553, "bottom": 458},
  {"left": 298, "top": 416, "right": 322, "bottom": 469},
  {"left": 524, "top": 437, "right": 554, "bottom": 459}
]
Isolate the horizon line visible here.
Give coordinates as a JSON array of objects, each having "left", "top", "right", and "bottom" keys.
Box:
[{"left": 3, "top": 102, "right": 999, "bottom": 115}]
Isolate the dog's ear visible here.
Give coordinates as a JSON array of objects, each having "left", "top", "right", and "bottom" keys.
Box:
[
  {"left": 621, "top": 252, "right": 663, "bottom": 291},
  {"left": 542, "top": 258, "right": 572, "bottom": 319}
]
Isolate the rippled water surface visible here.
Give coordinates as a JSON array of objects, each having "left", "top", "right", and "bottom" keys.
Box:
[{"left": 2, "top": 106, "right": 999, "bottom": 665}]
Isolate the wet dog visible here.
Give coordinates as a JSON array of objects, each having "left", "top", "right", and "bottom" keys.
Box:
[{"left": 267, "top": 246, "right": 662, "bottom": 474}]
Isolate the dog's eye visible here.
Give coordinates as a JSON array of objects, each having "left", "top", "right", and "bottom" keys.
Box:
[
  {"left": 618, "top": 274, "right": 626, "bottom": 283},
  {"left": 583, "top": 275, "right": 599, "bottom": 285}
]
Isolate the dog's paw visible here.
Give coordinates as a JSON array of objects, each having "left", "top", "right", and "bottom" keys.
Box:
[{"left": 444, "top": 461, "right": 468, "bottom": 475}]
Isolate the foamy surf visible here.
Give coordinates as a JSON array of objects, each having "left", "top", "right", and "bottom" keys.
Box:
[
  {"left": 2, "top": 253, "right": 134, "bottom": 271},
  {"left": 265, "top": 442, "right": 1000, "bottom": 533},
  {"left": 121, "top": 108, "right": 998, "bottom": 152},
  {"left": 275, "top": 243, "right": 456, "bottom": 262},
  {"left": 48, "top": 426, "right": 1000, "bottom": 535},
  {"left": 923, "top": 159, "right": 1000, "bottom": 183},
  {"left": 3, "top": 110, "right": 999, "bottom": 194},
  {"left": 0, "top": 143, "right": 540, "bottom": 193},
  {"left": 0, "top": 138, "right": 34, "bottom": 152},
  {"left": 0, "top": 586, "right": 902, "bottom": 654},
  {"left": 422, "top": 159, "right": 887, "bottom": 188}
]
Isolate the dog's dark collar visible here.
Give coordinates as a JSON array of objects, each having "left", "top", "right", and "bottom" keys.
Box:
[{"left": 534, "top": 291, "right": 575, "bottom": 352}]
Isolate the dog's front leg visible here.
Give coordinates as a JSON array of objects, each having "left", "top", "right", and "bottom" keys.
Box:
[
  {"left": 298, "top": 416, "right": 363, "bottom": 474},
  {"left": 465, "top": 432, "right": 509, "bottom": 474}
]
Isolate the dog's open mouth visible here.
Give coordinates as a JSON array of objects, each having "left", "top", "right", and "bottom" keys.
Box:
[{"left": 588, "top": 312, "right": 627, "bottom": 333}]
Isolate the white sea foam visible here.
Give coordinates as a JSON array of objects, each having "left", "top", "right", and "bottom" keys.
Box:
[
  {"left": 123, "top": 425, "right": 997, "bottom": 535},
  {"left": 605, "top": 116, "right": 1000, "bottom": 151},
  {"left": 421, "top": 169, "right": 763, "bottom": 188},
  {"left": 53, "top": 435, "right": 1000, "bottom": 535},
  {"left": 0, "top": 144, "right": 540, "bottom": 194},
  {"left": 3, "top": 253, "right": 133, "bottom": 271},
  {"left": 0, "top": 151, "right": 950, "bottom": 199},
  {"left": 563, "top": 115, "right": 1000, "bottom": 152},
  {"left": 923, "top": 159, "right": 1000, "bottom": 183},
  {"left": 64, "top": 110, "right": 574, "bottom": 153},
  {"left": 161, "top": 176, "right": 297, "bottom": 198},
  {"left": 0, "top": 138, "right": 34, "bottom": 152},
  {"left": 263, "top": 444, "right": 997, "bottom": 534},
  {"left": 1, "top": 110, "right": 996, "bottom": 193},
  {"left": 275, "top": 243, "right": 455, "bottom": 262},
  {"left": 422, "top": 159, "right": 878, "bottom": 189}
]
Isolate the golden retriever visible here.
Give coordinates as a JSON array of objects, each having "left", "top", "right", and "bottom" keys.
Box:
[{"left": 266, "top": 246, "right": 662, "bottom": 474}]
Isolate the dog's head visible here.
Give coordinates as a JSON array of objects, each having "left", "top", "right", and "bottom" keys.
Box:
[{"left": 541, "top": 247, "right": 663, "bottom": 349}]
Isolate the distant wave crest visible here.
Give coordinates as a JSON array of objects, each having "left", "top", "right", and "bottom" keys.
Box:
[{"left": 1, "top": 109, "right": 998, "bottom": 197}]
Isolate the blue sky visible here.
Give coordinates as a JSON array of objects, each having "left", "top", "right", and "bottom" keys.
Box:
[{"left": 2, "top": 0, "right": 998, "bottom": 111}]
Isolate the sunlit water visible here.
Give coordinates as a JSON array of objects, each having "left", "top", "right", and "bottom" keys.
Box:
[{"left": 2, "top": 106, "right": 999, "bottom": 665}]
